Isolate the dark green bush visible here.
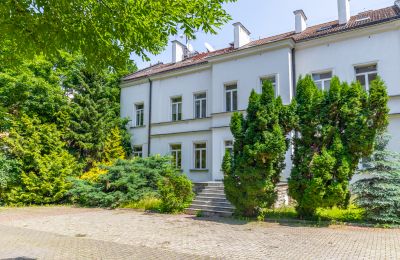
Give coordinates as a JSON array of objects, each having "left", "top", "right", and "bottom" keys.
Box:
[{"left": 158, "top": 172, "right": 194, "bottom": 213}]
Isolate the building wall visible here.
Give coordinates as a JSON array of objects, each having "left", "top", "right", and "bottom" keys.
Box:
[{"left": 121, "top": 24, "right": 400, "bottom": 183}]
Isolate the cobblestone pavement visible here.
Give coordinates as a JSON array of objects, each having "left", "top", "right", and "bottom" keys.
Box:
[{"left": 0, "top": 207, "right": 399, "bottom": 260}]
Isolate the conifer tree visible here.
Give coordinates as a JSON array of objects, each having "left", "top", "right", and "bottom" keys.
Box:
[
  {"left": 223, "top": 81, "right": 295, "bottom": 217},
  {"left": 353, "top": 133, "right": 400, "bottom": 224},
  {"left": 289, "top": 76, "right": 389, "bottom": 217}
]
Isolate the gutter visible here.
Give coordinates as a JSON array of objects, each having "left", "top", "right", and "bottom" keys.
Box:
[
  {"left": 147, "top": 78, "right": 153, "bottom": 156},
  {"left": 291, "top": 47, "right": 296, "bottom": 98}
]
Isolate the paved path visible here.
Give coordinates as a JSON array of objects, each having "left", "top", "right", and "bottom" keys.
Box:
[{"left": 0, "top": 207, "right": 399, "bottom": 259}]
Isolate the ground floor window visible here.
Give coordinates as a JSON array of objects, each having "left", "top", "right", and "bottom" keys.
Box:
[
  {"left": 133, "top": 145, "right": 143, "bottom": 158},
  {"left": 170, "top": 144, "right": 182, "bottom": 169},
  {"left": 225, "top": 140, "right": 233, "bottom": 155},
  {"left": 194, "top": 143, "right": 207, "bottom": 169}
]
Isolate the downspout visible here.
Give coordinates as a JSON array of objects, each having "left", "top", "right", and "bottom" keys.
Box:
[
  {"left": 147, "top": 78, "right": 153, "bottom": 157},
  {"left": 291, "top": 47, "right": 297, "bottom": 98}
]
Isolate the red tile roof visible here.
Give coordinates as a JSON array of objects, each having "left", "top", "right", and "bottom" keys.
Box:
[{"left": 123, "top": 5, "right": 400, "bottom": 82}]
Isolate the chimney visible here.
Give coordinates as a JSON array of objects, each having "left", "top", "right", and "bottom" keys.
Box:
[
  {"left": 172, "top": 40, "right": 187, "bottom": 63},
  {"left": 233, "top": 22, "right": 251, "bottom": 49},
  {"left": 338, "top": 0, "right": 351, "bottom": 25},
  {"left": 293, "top": 10, "right": 307, "bottom": 33},
  {"left": 395, "top": 0, "right": 400, "bottom": 9}
]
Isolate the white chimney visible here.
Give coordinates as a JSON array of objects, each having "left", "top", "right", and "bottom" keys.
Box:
[
  {"left": 233, "top": 22, "right": 251, "bottom": 49},
  {"left": 293, "top": 10, "right": 307, "bottom": 33},
  {"left": 395, "top": 0, "right": 400, "bottom": 9},
  {"left": 338, "top": 0, "right": 351, "bottom": 25},
  {"left": 172, "top": 40, "right": 186, "bottom": 63}
]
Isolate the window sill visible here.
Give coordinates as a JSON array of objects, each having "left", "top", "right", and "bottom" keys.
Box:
[
  {"left": 130, "top": 125, "right": 146, "bottom": 129},
  {"left": 190, "top": 169, "right": 209, "bottom": 173}
]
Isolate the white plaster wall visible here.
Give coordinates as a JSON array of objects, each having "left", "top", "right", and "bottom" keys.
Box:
[
  {"left": 120, "top": 82, "right": 150, "bottom": 156},
  {"left": 151, "top": 69, "right": 212, "bottom": 124},
  {"left": 387, "top": 115, "right": 400, "bottom": 152},
  {"left": 211, "top": 47, "right": 293, "bottom": 116},
  {"left": 151, "top": 131, "right": 213, "bottom": 182}
]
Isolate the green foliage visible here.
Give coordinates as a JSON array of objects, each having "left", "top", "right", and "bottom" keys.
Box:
[
  {"left": 0, "top": 53, "right": 131, "bottom": 205},
  {"left": 0, "top": 153, "right": 20, "bottom": 204},
  {"left": 316, "top": 205, "right": 365, "bottom": 222},
  {"left": 69, "top": 156, "right": 193, "bottom": 212},
  {"left": 223, "top": 80, "right": 295, "bottom": 217},
  {"left": 353, "top": 133, "right": 400, "bottom": 224},
  {"left": 158, "top": 172, "right": 194, "bottom": 213},
  {"left": 0, "top": 116, "right": 79, "bottom": 205},
  {"left": 122, "top": 196, "right": 162, "bottom": 211},
  {"left": 289, "top": 76, "right": 389, "bottom": 217},
  {"left": 1, "top": 0, "right": 235, "bottom": 70}
]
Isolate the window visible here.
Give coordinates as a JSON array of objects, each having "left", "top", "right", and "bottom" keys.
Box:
[
  {"left": 261, "top": 75, "right": 278, "bottom": 97},
  {"left": 194, "top": 143, "right": 207, "bottom": 169},
  {"left": 225, "top": 140, "right": 233, "bottom": 155},
  {"left": 194, "top": 93, "right": 207, "bottom": 119},
  {"left": 312, "top": 71, "right": 332, "bottom": 91},
  {"left": 355, "top": 64, "right": 377, "bottom": 91},
  {"left": 170, "top": 144, "right": 182, "bottom": 169},
  {"left": 225, "top": 84, "right": 238, "bottom": 112},
  {"left": 135, "top": 103, "right": 144, "bottom": 126},
  {"left": 171, "top": 97, "right": 182, "bottom": 121},
  {"left": 133, "top": 146, "right": 143, "bottom": 157}
]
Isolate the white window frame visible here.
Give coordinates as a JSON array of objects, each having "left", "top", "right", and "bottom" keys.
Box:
[
  {"left": 134, "top": 103, "right": 144, "bottom": 127},
  {"left": 133, "top": 145, "right": 143, "bottom": 158},
  {"left": 194, "top": 92, "right": 207, "bottom": 119},
  {"left": 193, "top": 142, "right": 207, "bottom": 170},
  {"left": 224, "top": 140, "right": 234, "bottom": 155},
  {"left": 225, "top": 83, "right": 238, "bottom": 112},
  {"left": 312, "top": 70, "right": 333, "bottom": 91},
  {"left": 260, "top": 74, "right": 279, "bottom": 97},
  {"left": 354, "top": 63, "right": 378, "bottom": 91},
  {"left": 171, "top": 96, "right": 182, "bottom": 121},
  {"left": 170, "top": 143, "right": 182, "bottom": 169}
]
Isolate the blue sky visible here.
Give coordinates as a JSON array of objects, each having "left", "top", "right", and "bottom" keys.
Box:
[{"left": 133, "top": 0, "right": 395, "bottom": 69}]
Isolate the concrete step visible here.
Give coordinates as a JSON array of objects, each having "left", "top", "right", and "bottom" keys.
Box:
[
  {"left": 189, "top": 205, "right": 235, "bottom": 214},
  {"left": 200, "top": 188, "right": 226, "bottom": 194},
  {"left": 198, "top": 192, "right": 227, "bottom": 198},
  {"left": 191, "top": 200, "right": 234, "bottom": 208},
  {"left": 195, "top": 196, "right": 230, "bottom": 203},
  {"left": 186, "top": 208, "right": 234, "bottom": 217},
  {"left": 202, "top": 182, "right": 224, "bottom": 188}
]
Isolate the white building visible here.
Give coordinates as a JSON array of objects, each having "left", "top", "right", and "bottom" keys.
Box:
[{"left": 121, "top": 0, "right": 400, "bottom": 183}]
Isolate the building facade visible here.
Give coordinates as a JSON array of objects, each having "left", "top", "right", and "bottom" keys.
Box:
[{"left": 121, "top": 0, "right": 400, "bottom": 183}]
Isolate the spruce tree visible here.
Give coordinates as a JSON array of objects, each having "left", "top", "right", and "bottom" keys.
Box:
[
  {"left": 223, "top": 81, "right": 294, "bottom": 217},
  {"left": 352, "top": 133, "right": 400, "bottom": 224},
  {"left": 289, "top": 76, "right": 389, "bottom": 217}
]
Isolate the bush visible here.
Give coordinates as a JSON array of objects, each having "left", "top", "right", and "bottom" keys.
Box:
[
  {"left": 158, "top": 172, "right": 194, "bottom": 213},
  {"left": 352, "top": 133, "right": 400, "bottom": 224},
  {"left": 223, "top": 80, "right": 295, "bottom": 217},
  {"left": 289, "top": 76, "right": 389, "bottom": 217},
  {"left": 316, "top": 206, "right": 365, "bottom": 222}
]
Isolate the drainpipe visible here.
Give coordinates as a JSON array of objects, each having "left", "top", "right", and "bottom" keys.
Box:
[
  {"left": 291, "top": 48, "right": 297, "bottom": 98},
  {"left": 147, "top": 78, "right": 153, "bottom": 156}
]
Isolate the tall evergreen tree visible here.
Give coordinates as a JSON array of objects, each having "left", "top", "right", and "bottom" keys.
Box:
[
  {"left": 352, "top": 133, "right": 400, "bottom": 224},
  {"left": 289, "top": 76, "right": 389, "bottom": 217},
  {"left": 223, "top": 81, "right": 295, "bottom": 217}
]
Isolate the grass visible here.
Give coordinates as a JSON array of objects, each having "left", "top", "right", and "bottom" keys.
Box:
[
  {"left": 121, "top": 197, "right": 162, "bottom": 211},
  {"left": 261, "top": 205, "right": 365, "bottom": 223}
]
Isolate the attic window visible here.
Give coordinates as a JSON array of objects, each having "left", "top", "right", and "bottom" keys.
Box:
[
  {"left": 355, "top": 16, "right": 371, "bottom": 22},
  {"left": 317, "top": 25, "right": 333, "bottom": 32}
]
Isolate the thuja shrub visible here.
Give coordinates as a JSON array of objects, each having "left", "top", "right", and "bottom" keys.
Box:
[
  {"left": 222, "top": 80, "right": 295, "bottom": 217},
  {"left": 289, "top": 76, "right": 389, "bottom": 218}
]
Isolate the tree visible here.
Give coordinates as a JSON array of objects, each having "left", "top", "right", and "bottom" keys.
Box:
[
  {"left": 1, "top": 0, "right": 236, "bottom": 70},
  {"left": 289, "top": 76, "right": 389, "bottom": 217},
  {"left": 222, "top": 81, "right": 295, "bottom": 217},
  {"left": 0, "top": 116, "right": 79, "bottom": 205},
  {"left": 352, "top": 133, "right": 400, "bottom": 224}
]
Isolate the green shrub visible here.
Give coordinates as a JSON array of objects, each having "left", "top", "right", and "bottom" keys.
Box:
[
  {"left": 223, "top": 80, "right": 295, "bottom": 217},
  {"left": 289, "top": 76, "right": 389, "bottom": 217},
  {"left": 316, "top": 206, "right": 365, "bottom": 222},
  {"left": 353, "top": 133, "right": 400, "bottom": 224},
  {"left": 259, "top": 207, "right": 298, "bottom": 221},
  {"left": 158, "top": 171, "right": 194, "bottom": 213}
]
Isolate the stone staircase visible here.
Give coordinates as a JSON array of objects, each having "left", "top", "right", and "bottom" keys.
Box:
[{"left": 186, "top": 182, "right": 235, "bottom": 217}]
